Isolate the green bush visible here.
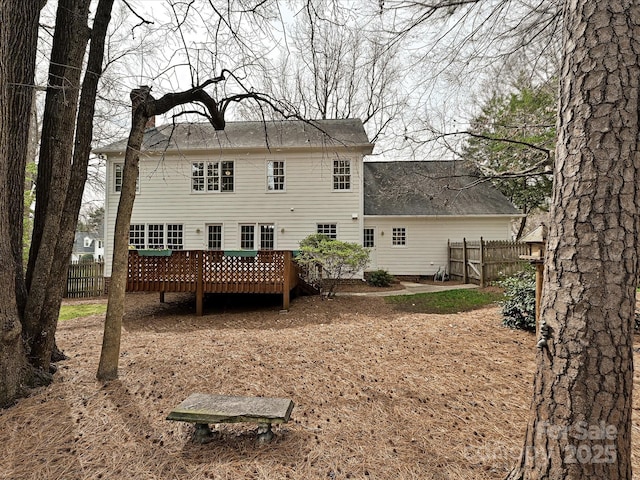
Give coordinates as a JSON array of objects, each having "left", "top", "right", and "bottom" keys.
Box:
[
  {"left": 496, "top": 268, "right": 536, "bottom": 331},
  {"left": 367, "top": 269, "right": 394, "bottom": 287},
  {"left": 296, "top": 234, "right": 370, "bottom": 298}
]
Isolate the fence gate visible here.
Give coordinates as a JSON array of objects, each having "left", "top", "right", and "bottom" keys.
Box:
[
  {"left": 448, "top": 238, "right": 528, "bottom": 287},
  {"left": 65, "top": 261, "right": 105, "bottom": 298}
]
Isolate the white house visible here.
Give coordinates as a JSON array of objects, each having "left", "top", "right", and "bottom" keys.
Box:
[
  {"left": 96, "top": 119, "right": 520, "bottom": 279},
  {"left": 96, "top": 119, "right": 373, "bottom": 277}
]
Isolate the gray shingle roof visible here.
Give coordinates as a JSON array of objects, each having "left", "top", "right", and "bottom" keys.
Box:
[
  {"left": 94, "top": 119, "right": 373, "bottom": 154},
  {"left": 364, "top": 161, "right": 521, "bottom": 216}
]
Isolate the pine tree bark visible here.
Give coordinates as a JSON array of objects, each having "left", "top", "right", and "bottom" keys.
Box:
[
  {"left": 0, "top": 0, "right": 46, "bottom": 407},
  {"left": 507, "top": 1, "right": 640, "bottom": 478}
]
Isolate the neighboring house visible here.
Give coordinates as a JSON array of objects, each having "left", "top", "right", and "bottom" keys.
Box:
[
  {"left": 362, "top": 161, "right": 522, "bottom": 276},
  {"left": 71, "top": 231, "right": 104, "bottom": 262},
  {"left": 96, "top": 119, "right": 520, "bottom": 279}
]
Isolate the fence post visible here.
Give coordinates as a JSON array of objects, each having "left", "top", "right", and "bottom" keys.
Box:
[
  {"left": 479, "top": 237, "right": 485, "bottom": 288},
  {"left": 462, "top": 238, "right": 468, "bottom": 284}
]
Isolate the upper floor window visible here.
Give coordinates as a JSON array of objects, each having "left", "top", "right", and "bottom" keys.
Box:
[
  {"left": 392, "top": 227, "right": 406, "bottom": 246},
  {"left": 333, "top": 159, "right": 351, "bottom": 190},
  {"left": 267, "top": 161, "right": 285, "bottom": 191},
  {"left": 192, "top": 161, "right": 234, "bottom": 192},
  {"left": 317, "top": 223, "right": 337, "bottom": 239},
  {"left": 83, "top": 237, "right": 92, "bottom": 248},
  {"left": 114, "top": 163, "right": 139, "bottom": 193},
  {"left": 206, "top": 224, "right": 223, "bottom": 250}
]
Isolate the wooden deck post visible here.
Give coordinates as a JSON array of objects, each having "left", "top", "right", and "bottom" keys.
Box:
[
  {"left": 282, "top": 251, "right": 291, "bottom": 310},
  {"left": 196, "top": 251, "right": 203, "bottom": 316}
]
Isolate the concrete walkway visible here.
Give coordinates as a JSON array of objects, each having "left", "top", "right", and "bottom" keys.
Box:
[{"left": 340, "top": 281, "right": 480, "bottom": 297}]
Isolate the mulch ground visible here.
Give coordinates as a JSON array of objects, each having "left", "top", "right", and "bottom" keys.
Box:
[{"left": 1, "top": 290, "right": 640, "bottom": 479}]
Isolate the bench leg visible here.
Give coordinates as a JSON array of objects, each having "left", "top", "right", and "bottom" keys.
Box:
[
  {"left": 193, "top": 423, "right": 218, "bottom": 444},
  {"left": 256, "top": 423, "right": 274, "bottom": 444}
]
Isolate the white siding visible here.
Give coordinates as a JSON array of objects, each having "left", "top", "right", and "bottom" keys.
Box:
[
  {"left": 104, "top": 150, "right": 364, "bottom": 275},
  {"left": 363, "top": 216, "right": 514, "bottom": 276}
]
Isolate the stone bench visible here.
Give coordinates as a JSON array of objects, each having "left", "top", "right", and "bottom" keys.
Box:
[{"left": 166, "top": 393, "right": 294, "bottom": 443}]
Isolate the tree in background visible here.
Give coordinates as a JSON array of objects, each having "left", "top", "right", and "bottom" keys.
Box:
[
  {"left": 260, "top": 0, "right": 404, "bottom": 145},
  {"left": 462, "top": 79, "right": 556, "bottom": 238}
]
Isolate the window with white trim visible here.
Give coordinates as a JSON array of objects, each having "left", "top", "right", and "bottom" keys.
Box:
[
  {"left": 267, "top": 161, "right": 285, "bottom": 191},
  {"left": 392, "top": 227, "right": 406, "bottom": 246},
  {"left": 114, "top": 163, "right": 139, "bottom": 193},
  {"left": 363, "top": 228, "right": 375, "bottom": 248},
  {"left": 206, "top": 224, "right": 222, "bottom": 250},
  {"left": 191, "top": 161, "right": 234, "bottom": 192},
  {"left": 147, "top": 224, "right": 165, "bottom": 249},
  {"left": 260, "top": 224, "right": 275, "bottom": 250},
  {"left": 166, "top": 224, "right": 183, "bottom": 250},
  {"left": 317, "top": 223, "right": 337, "bottom": 239},
  {"left": 84, "top": 237, "right": 92, "bottom": 248},
  {"left": 129, "top": 224, "right": 145, "bottom": 249},
  {"left": 240, "top": 225, "right": 255, "bottom": 250},
  {"left": 333, "top": 159, "right": 351, "bottom": 190}
]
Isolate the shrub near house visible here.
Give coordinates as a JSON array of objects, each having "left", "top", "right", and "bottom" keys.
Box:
[{"left": 296, "top": 234, "right": 370, "bottom": 297}]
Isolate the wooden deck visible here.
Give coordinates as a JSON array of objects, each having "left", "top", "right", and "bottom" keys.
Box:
[{"left": 127, "top": 250, "right": 300, "bottom": 315}]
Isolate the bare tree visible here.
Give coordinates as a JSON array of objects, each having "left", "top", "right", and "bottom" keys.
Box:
[
  {"left": 257, "top": 0, "right": 404, "bottom": 144},
  {"left": 96, "top": 80, "right": 297, "bottom": 380}
]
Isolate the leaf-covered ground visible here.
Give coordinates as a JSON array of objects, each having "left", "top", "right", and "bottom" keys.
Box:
[{"left": 1, "top": 291, "right": 639, "bottom": 479}]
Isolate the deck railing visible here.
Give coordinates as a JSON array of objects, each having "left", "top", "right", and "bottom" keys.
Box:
[{"left": 127, "top": 249, "right": 299, "bottom": 314}]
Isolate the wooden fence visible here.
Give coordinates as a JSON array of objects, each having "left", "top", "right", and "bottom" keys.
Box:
[
  {"left": 448, "top": 238, "right": 528, "bottom": 287},
  {"left": 65, "top": 261, "right": 105, "bottom": 298}
]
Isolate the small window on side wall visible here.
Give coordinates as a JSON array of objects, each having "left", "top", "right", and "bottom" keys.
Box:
[
  {"left": 392, "top": 227, "right": 406, "bottom": 246},
  {"left": 114, "top": 163, "right": 139, "bottom": 193}
]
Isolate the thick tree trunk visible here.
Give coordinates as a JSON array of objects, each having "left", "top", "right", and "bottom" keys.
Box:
[
  {"left": 23, "top": 0, "right": 91, "bottom": 370},
  {"left": 0, "top": 0, "right": 46, "bottom": 407},
  {"left": 40, "top": 0, "right": 115, "bottom": 367},
  {"left": 507, "top": 1, "right": 639, "bottom": 479}
]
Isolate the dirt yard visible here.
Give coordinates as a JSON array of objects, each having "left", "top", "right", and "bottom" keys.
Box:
[{"left": 1, "top": 290, "right": 640, "bottom": 479}]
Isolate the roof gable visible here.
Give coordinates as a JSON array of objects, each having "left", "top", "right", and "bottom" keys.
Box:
[
  {"left": 95, "top": 118, "right": 373, "bottom": 155},
  {"left": 364, "top": 161, "right": 521, "bottom": 216}
]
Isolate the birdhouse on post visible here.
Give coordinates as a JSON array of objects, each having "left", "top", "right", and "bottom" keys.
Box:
[{"left": 519, "top": 225, "right": 547, "bottom": 337}]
